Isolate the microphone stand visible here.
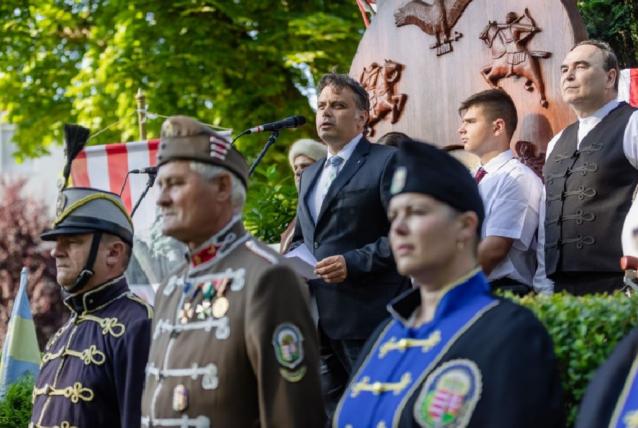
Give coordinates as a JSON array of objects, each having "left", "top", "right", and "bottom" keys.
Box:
[
  {"left": 131, "top": 171, "right": 157, "bottom": 217},
  {"left": 249, "top": 130, "right": 279, "bottom": 177}
]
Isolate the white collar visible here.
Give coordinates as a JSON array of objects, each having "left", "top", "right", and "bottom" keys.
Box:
[
  {"left": 325, "top": 134, "right": 362, "bottom": 168},
  {"left": 482, "top": 149, "right": 514, "bottom": 174},
  {"left": 579, "top": 99, "right": 620, "bottom": 125}
]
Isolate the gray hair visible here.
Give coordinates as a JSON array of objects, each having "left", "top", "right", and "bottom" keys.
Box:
[
  {"left": 572, "top": 39, "right": 620, "bottom": 91},
  {"left": 189, "top": 162, "right": 246, "bottom": 213}
]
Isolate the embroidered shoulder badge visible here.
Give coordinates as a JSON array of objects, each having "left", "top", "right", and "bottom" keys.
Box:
[
  {"left": 272, "top": 323, "right": 307, "bottom": 382},
  {"left": 413, "top": 359, "right": 482, "bottom": 428},
  {"left": 391, "top": 166, "right": 407, "bottom": 194}
]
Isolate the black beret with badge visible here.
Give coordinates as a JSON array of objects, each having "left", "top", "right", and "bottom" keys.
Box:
[
  {"left": 391, "top": 139, "right": 485, "bottom": 229},
  {"left": 158, "top": 115, "right": 249, "bottom": 187}
]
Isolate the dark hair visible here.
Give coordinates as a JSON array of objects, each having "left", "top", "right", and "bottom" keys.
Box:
[
  {"left": 376, "top": 131, "right": 410, "bottom": 147},
  {"left": 572, "top": 39, "right": 620, "bottom": 91},
  {"left": 317, "top": 72, "right": 370, "bottom": 112},
  {"left": 459, "top": 89, "right": 518, "bottom": 140}
]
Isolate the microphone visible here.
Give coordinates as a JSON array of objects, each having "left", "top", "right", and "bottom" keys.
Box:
[
  {"left": 130, "top": 166, "right": 158, "bottom": 175},
  {"left": 246, "top": 115, "right": 306, "bottom": 134}
]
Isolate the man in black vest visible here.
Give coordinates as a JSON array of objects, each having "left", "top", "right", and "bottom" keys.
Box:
[{"left": 543, "top": 40, "right": 638, "bottom": 294}]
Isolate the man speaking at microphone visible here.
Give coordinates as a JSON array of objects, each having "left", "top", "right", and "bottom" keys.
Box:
[{"left": 289, "top": 72, "right": 409, "bottom": 417}]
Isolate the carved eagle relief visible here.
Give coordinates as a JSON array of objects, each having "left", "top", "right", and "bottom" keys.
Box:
[{"left": 394, "top": 0, "right": 474, "bottom": 56}]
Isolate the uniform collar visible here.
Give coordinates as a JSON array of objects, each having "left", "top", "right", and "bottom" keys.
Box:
[
  {"left": 387, "top": 268, "right": 488, "bottom": 326},
  {"left": 186, "top": 214, "right": 247, "bottom": 269},
  {"left": 64, "top": 275, "right": 128, "bottom": 314}
]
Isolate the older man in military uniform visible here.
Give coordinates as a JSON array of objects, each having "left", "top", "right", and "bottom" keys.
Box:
[
  {"left": 30, "top": 188, "right": 153, "bottom": 428},
  {"left": 140, "top": 116, "right": 324, "bottom": 428}
]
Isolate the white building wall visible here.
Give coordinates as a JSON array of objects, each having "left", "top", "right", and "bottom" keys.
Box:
[{"left": 0, "top": 120, "right": 65, "bottom": 215}]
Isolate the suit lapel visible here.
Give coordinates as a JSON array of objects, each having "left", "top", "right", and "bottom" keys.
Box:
[
  {"left": 300, "top": 158, "right": 325, "bottom": 225},
  {"left": 316, "top": 138, "right": 370, "bottom": 224}
]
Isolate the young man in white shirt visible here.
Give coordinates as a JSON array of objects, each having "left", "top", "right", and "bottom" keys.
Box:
[{"left": 459, "top": 89, "right": 543, "bottom": 294}]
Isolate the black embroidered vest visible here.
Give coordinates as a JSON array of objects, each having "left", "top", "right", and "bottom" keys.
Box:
[{"left": 544, "top": 102, "right": 638, "bottom": 276}]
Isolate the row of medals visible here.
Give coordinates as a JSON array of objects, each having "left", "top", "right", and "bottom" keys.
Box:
[
  {"left": 178, "top": 277, "right": 231, "bottom": 324},
  {"left": 173, "top": 277, "right": 232, "bottom": 412}
]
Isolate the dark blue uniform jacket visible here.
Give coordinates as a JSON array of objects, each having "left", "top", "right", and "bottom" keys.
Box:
[{"left": 31, "top": 277, "right": 152, "bottom": 428}]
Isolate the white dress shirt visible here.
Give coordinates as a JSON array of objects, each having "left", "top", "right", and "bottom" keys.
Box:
[
  {"left": 545, "top": 99, "right": 638, "bottom": 166},
  {"left": 535, "top": 99, "right": 638, "bottom": 292},
  {"left": 308, "top": 134, "right": 362, "bottom": 223},
  {"left": 479, "top": 150, "right": 543, "bottom": 287}
]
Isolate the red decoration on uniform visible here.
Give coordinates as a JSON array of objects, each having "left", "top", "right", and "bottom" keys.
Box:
[{"left": 191, "top": 245, "right": 219, "bottom": 267}]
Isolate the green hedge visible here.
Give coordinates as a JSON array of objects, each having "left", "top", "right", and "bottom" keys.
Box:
[
  {"left": 513, "top": 291, "right": 638, "bottom": 426},
  {"left": 0, "top": 374, "right": 33, "bottom": 428},
  {"left": 2, "top": 293, "right": 637, "bottom": 427}
]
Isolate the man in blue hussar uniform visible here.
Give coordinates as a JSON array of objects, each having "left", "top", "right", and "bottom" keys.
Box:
[
  {"left": 333, "top": 139, "right": 564, "bottom": 427},
  {"left": 30, "top": 187, "right": 153, "bottom": 428}
]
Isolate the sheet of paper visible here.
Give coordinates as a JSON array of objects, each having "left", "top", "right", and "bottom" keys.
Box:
[{"left": 284, "top": 244, "right": 318, "bottom": 280}]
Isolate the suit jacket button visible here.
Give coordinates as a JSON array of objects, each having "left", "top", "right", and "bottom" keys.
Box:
[{"left": 314, "top": 242, "right": 319, "bottom": 249}]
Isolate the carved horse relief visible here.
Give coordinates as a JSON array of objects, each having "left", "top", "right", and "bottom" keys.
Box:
[
  {"left": 479, "top": 9, "right": 551, "bottom": 107},
  {"left": 394, "top": 0, "right": 474, "bottom": 56},
  {"left": 359, "top": 60, "right": 408, "bottom": 136}
]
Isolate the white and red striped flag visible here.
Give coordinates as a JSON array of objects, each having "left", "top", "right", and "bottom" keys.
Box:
[
  {"left": 69, "top": 139, "right": 171, "bottom": 301},
  {"left": 70, "top": 139, "right": 159, "bottom": 239},
  {"left": 618, "top": 69, "right": 638, "bottom": 261},
  {"left": 619, "top": 68, "right": 638, "bottom": 107}
]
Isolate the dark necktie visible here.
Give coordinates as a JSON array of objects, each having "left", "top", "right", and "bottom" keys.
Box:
[{"left": 474, "top": 166, "right": 487, "bottom": 183}]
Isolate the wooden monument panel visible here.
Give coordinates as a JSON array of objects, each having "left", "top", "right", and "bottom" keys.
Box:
[{"left": 350, "top": 0, "right": 587, "bottom": 156}]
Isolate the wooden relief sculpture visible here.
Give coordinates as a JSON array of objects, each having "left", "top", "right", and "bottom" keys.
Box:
[
  {"left": 515, "top": 140, "right": 545, "bottom": 179},
  {"left": 394, "top": 0, "right": 474, "bottom": 56},
  {"left": 359, "top": 60, "right": 408, "bottom": 136},
  {"left": 479, "top": 8, "right": 551, "bottom": 107}
]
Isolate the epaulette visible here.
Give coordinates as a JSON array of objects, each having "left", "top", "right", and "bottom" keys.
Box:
[
  {"left": 245, "top": 240, "right": 278, "bottom": 265},
  {"left": 126, "top": 292, "right": 154, "bottom": 319}
]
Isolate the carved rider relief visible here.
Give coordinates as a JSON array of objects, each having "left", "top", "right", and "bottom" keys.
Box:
[
  {"left": 479, "top": 8, "right": 551, "bottom": 107},
  {"left": 359, "top": 59, "right": 408, "bottom": 137},
  {"left": 394, "top": 0, "right": 474, "bottom": 56}
]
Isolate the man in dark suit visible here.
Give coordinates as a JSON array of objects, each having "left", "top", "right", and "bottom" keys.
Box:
[{"left": 290, "top": 72, "right": 409, "bottom": 416}]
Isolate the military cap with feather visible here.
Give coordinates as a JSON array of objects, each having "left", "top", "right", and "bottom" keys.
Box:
[
  {"left": 42, "top": 188, "right": 134, "bottom": 245},
  {"left": 158, "top": 115, "right": 249, "bottom": 187}
]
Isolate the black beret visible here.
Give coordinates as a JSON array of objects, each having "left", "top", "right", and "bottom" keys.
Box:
[{"left": 390, "top": 139, "right": 485, "bottom": 229}]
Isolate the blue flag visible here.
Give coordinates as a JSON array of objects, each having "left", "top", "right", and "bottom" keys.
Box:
[{"left": 0, "top": 267, "right": 41, "bottom": 397}]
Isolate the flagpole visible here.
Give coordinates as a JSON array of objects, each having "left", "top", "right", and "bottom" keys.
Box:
[{"left": 136, "top": 88, "right": 147, "bottom": 141}]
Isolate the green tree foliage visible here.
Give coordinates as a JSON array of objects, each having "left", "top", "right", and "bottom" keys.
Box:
[
  {"left": 578, "top": 0, "right": 638, "bottom": 67},
  {"left": 0, "top": 1, "right": 362, "bottom": 241},
  {"left": 1, "top": 2, "right": 637, "bottom": 242}
]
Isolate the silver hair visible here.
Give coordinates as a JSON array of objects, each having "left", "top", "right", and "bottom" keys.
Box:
[{"left": 188, "top": 162, "right": 246, "bottom": 212}]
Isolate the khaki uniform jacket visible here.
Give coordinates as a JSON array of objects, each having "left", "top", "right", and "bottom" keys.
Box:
[{"left": 141, "top": 217, "right": 325, "bottom": 428}]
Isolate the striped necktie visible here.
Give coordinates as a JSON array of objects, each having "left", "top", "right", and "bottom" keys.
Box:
[
  {"left": 326, "top": 156, "right": 344, "bottom": 186},
  {"left": 318, "top": 156, "right": 344, "bottom": 208}
]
